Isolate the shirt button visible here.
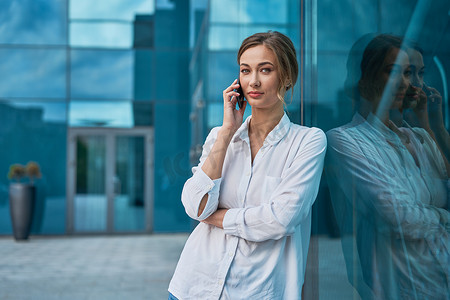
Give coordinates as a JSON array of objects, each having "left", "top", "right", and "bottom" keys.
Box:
[
  {"left": 218, "top": 280, "right": 223, "bottom": 285},
  {"left": 228, "top": 252, "right": 233, "bottom": 257}
]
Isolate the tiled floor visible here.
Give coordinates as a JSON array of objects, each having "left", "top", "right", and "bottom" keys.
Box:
[
  {"left": 0, "top": 234, "right": 189, "bottom": 300},
  {"left": 0, "top": 234, "right": 358, "bottom": 300}
]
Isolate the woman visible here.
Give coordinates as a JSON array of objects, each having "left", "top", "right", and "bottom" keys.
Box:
[
  {"left": 326, "top": 34, "right": 449, "bottom": 299},
  {"left": 168, "top": 31, "right": 327, "bottom": 299},
  {"left": 403, "top": 42, "right": 450, "bottom": 166}
]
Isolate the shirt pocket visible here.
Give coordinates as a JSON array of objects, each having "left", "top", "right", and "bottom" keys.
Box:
[{"left": 262, "top": 176, "right": 282, "bottom": 203}]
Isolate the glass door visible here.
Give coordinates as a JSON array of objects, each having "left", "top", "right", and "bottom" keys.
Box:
[
  {"left": 67, "top": 128, "right": 154, "bottom": 234},
  {"left": 114, "top": 135, "right": 146, "bottom": 232},
  {"left": 74, "top": 135, "right": 108, "bottom": 232}
]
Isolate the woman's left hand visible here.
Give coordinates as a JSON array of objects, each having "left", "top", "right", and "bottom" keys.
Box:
[
  {"left": 423, "top": 85, "right": 444, "bottom": 124},
  {"left": 202, "top": 209, "right": 229, "bottom": 229}
]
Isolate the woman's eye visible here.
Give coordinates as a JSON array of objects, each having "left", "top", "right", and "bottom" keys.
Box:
[
  {"left": 241, "top": 69, "right": 249, "bottom": 74},
  {"left": 261, "top": 68, "right": 271, "bottom": 73}
]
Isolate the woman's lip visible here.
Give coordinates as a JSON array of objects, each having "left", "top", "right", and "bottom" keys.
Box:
[{"left": 248, "top": 92, "right": 263, "bottom": 97}]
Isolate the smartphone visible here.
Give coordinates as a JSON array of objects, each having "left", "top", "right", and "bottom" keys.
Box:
[{"left": 233, "top": 76, "right": 245, "bottom": 109}]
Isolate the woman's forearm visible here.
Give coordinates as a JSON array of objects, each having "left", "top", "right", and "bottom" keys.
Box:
[
  {"left": 197, "top": 129, "right": 234, "bottom": 216},
  {"left": 201, "top": 128, "right": 234, "bottom": 179}
]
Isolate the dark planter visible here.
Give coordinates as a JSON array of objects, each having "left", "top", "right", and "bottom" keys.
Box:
[{"left": 9, "top": 183, "right": 35, "bottom": 241}]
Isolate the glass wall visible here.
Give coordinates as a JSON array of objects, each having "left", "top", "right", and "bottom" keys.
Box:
[
  {"left": 309, "top": 0, "right": 450, "bottom": 298},
  {"left": 0, "top": 0, "right": 193, "bottom": 235},
  {"left": 0, "top": 0, "right": 68, "bottom": 234}
]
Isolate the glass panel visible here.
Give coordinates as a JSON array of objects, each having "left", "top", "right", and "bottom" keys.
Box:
[
  {"left": 6, "top": 101, "right": 67, "bottom": 123},
  {"left": 114, "top": 136, "right": 146, "bottom": 232},
  {"left": 0, "top": 49, "right": 66, "bottom": 98},
  {"left": 69, "top": 101, "right": 134, "bottom": 128},
  {"left": 317, "top": 0, "right": 377, "bottom": 52},
  {"left": 0, "top": 0, "right": 66, "bottom": 45},
  {"left": 206, "top": 52, "right": 237, "bottom": 101},
  {"left": 154, "top": 51, "right": 189, "bottom": 101},
  {"left": 208, "top": 25, "right": 296, "bottom": 50},
  {"left": 210, "top": 0, "right": 291, "bottom": 25},
  {"left": 70, "top": 22, "right": 132, "bottom": 48},
  {"left": 71, "top": 50, "right": 133, "bottom": 100},
  {"left": 0, "top": 100, "right": 67, "bottom": 234},
  {"left": 74, "top": 136, "right": 106, "bottom": 232},
  {"left": 133, "top": 102, "right": 153, "bottom": 126},
  {"left": 70, "top": 0, "right": 154, "bottom": 21},
  {"left": 312, "top": 0, "right": 450, "bottom": 298},
  {"left": 134, "top": 50, "right": 153, "bottom": 101}
]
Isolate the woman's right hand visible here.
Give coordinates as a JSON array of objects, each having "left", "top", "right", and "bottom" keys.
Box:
[{"left": 222, "top": 79, "right": 247, "bottom": 133}]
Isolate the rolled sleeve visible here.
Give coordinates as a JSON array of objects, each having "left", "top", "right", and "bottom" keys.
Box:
[
  {"left": 182, "top": 167, "right": 222, "bottom": 220},
  {"left": 181, "top": 127, "right": 223, "bottom": 221},
  {"left": 223, "top": 208, "right": 241, "bottom": 236}
]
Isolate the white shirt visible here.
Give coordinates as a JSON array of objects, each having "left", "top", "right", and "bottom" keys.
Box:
[
  {"left": 169, "top": 113, "right": 327, "bottom": 300},
  {"left": 326, "top": 113, "right": 449, "bottom": 299}
]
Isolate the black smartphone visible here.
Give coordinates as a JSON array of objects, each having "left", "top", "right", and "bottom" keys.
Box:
[{"left": 233, "top": 76, "right": 245, "bottom": 109}]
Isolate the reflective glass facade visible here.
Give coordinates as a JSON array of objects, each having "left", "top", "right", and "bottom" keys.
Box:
[
  {"left": 0, "top": 0, "right": 191, "bottom": 234},
  {"left": 1, "top": 0, "right": 449, "bottom": 298}
]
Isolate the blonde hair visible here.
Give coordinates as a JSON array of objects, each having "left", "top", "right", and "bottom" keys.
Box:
[{"left": 237, "top": 31, "right": 298, "bottom": 105}]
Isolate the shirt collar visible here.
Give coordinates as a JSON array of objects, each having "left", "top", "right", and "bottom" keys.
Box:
[
  {"left": 366, "top": 113, "right": 402, "bottom": 144},
  {"left": 232, "top": 112, "right": 291, "bottom": 146}
]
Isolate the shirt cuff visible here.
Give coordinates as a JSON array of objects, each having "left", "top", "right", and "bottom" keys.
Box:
[
  {"left": 193, "top": 168, "right": 222, "bottom": 219},
  {"left": 223, "top": 208, "right": 242, "bottom": 236}
]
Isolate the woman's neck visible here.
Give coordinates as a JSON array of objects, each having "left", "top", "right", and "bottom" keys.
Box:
[{"left": 249, "top": 105, "right": 284, "bottom": 141}]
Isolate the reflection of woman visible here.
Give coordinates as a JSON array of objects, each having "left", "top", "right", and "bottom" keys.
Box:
[
  {"left": 168, "top": 31, "right": 326, "bottom": 299},
  {"left": 326, "top": 34, "right": 449, "bottom": 299},
  {"left": 403, "top": 42, "right": 450, "bottom": 165}
]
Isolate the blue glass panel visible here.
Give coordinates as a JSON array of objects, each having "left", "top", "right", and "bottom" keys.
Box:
[
  {"left": 317, "top": 0, "right": 377, "bottom": 52},
  {"left": 0, "top": 49, "right": 65, "bottom": 98},
  {"left": 70, "top": 0, "right": 154, "bottom": 21},
  {"left": 153, "top": 102, "right": 191, "bottom": 232},
  {"left": 154, "top": 0, "right": 189, "bottom": 48},
  {"left": 71, "top": 50, "right": 133, "bottom": 99},
  {"left": 114, "top": 136, "right": 146, "bottom": 232},
  {"left": 316, "top": 54, "right": 350, "bottom": 131},
  {"left": 0, "top": 100, "right": 67, "bottom": 234},
  {"left": 134, "top": 50, "right": 153, "bottom": 101},
  {"left": 208, "top": 25, "right": 297, "bottom": 50},
  {"left": 0, "top": 0, "right": 66, "bottom": 45},
  {"left": 69, "top": 101, "right": 134, "bottom": 128},
  {"left": 70, "top": 22, "right": 133, "bottom": 48},
  {"left": 210, "top": 0, "right": 291, "bottom": 25},
  {"left": 206, "top": 52, "right": 237, "bottom": 102},
  {"left": 314, "top": 1, "right": 450, "bottom": 298},
  {"left": 154, "top": 51, "right": 189, "bottom": 101}
]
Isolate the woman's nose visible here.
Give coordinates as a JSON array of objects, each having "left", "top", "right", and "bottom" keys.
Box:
[
  {"left": 410, "top": 74, "right": 421, "bottom": 88},
  {"left": 250, "top": 74, "right": 260, "bottom": 87}
]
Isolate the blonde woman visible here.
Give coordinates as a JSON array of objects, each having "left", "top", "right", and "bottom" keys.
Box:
[{"left": 169, "top": 31, "right": 326, "bottom": 300}]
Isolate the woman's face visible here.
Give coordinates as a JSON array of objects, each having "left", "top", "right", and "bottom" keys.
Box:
[
  {"left": 404, "top": 48, "right": 425, "bottom": 109},
  {"left": 239, "top": 45, "right": 283, "bottom": 111},
  {"left": 370, "top": 47, "right": 411, "bottom": 111}
]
